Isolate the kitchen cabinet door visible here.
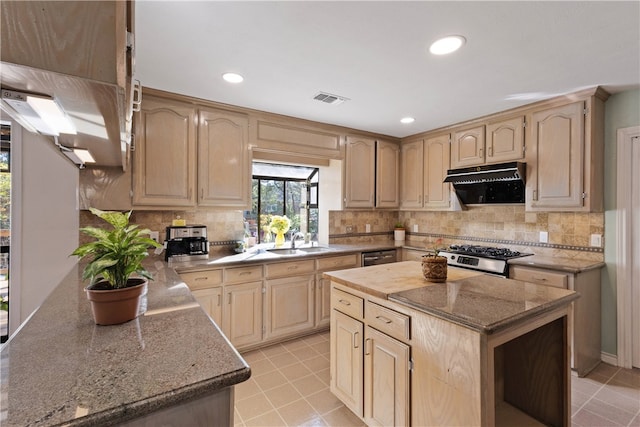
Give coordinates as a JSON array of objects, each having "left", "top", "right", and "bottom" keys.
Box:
[
  {"left": 198, "top": 108, "right": 251, "bottom": 208},
  {"left": 133, "top": 95, "right": 197, "bottom": 206},
  {"left": 423, "top": 133, "right": 451, "bottom": 209},
  {"left": 331, "top": 310, "right": 364, "bottom": 417},
  {"left": 529, "top": 102, "right": 585, "bottom": 210},
  {"left": 192, "top": 287, "right": 223, "bottom": 327},
  {"left": 400, "top": 139, "right": 424, "bottom": 209},
  {"left": 376, "top": 140, "right": 400, "bottom": 208},
  {"left": 451, "top": 125, "right": 485, "bottom": 168},
  {"left": 364, "top": 326, "right": 410, "bottom": 427},
  {"left": 485, "top": 116, "right": 525, "bottom": 164},
  {"left": 315, "top": 274, "right": 332, "bottom": 328},
  {"left": 223, "top": 281, "right": 263, "bottom": 349},
  {"left": 344, "top": 136, "right": 376, "bottom": 208},
  {"left": 264, "top": 275, "right": 315, "bottom": 340}
]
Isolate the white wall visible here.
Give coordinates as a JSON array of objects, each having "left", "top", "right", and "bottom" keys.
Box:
[
  {"left": 11, "top": 125, "right": 79, "bottom": 331},
  {"left": 318, "top": 159, "right": 342, "bottom": 245}
]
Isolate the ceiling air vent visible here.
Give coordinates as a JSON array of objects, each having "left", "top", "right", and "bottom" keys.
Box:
[{"left": 313, "top": 92, "right": 349, "bottom": 105}]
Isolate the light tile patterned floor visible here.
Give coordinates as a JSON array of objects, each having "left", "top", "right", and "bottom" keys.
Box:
[{"left": 236, "top": 332, "right": 640, "bottom": 427}]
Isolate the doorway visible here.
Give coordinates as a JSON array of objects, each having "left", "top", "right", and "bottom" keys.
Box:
[{"left": 616, "top": 125, "right": 640, "bottom": 368}]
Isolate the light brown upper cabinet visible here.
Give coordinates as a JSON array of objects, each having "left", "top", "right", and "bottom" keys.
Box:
[
  {"left": 344, "top": 136, "right": 399, "bottom": 209},
  {"left": 451, "top": 125, "right": 485, "bottom": 168},
  {"left": 133, "top": 95, "right": 197, "bottom": 206},
  {"left": 133, "top": 94, "right": 251, "bottom": 209},
  {"left": 450, "top": 118, "right": 524, "bottom": 168},
  {"left": 485, "top": 116, "right": 525, "bottom": 163},
  {"left": 198, "top": 108, "right": 251, "bottom": 208},
  {"left": 527, "top": 95, "right": 605, "bottom": 212},
  {"left": 400, "top": 134, "right": 451, "bottom": 210}
]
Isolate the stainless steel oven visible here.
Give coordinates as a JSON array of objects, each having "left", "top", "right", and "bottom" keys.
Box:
[
  {"left": 362, "top": 249, "right": 397, "bottom": 266},
  {"left": 438, "top": 245, "right": 533, "bottom": 277}
]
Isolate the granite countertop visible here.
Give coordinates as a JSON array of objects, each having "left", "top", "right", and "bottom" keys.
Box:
[
  {"left": 0, "top": 259, "right": 250, "bottom": 427},
  {"left": 170, "top": 242, "right": 398, "bottom": 272},
  {"left": 324, "top": 261, "right": 578, "bottom": 334},
  {"left": 508, "top": 255, "right": 605, "bottom": 274}
]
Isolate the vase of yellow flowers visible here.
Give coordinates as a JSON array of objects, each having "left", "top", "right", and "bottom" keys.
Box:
[
  {"left": 422, "top": 238, "right": 448, "bottom": 282},
  {"left": 269, "top": 215, "right": 291, "bottom": 248}
]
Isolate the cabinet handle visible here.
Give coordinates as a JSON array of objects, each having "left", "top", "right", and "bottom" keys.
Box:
[
  {"left": 533, "top": 190, "right": 538, "bottom": 201},
  {"left": 228, "top": 293, "right": 232, "bottom": 305},
  {"left": 338, "top": 299, "right": 351, "bottom": 306},
  {"left": 376, "top": 315, "right": 393, "bottom": 324},
  {"left": 365, "top": 338, "right": 371, "bottom": 355},
  {"left": 354, "top": 332, "right": 360, "bottom": 349},
  {"left": 201, "top": 188, "right": 204, "bottom": 200},
  {"left": 488, "top": 145, "right": 493, "bottom": 157},
  {"left": 479, "top": 148, "right": 484, "bottom": 158},
  {"left": 239, "top": 271, "right": 252, "bottom": 276},
  {"left": 132, "top": 79, "right": 142, "bottom": 112},
  {"left": 287, "top": 266, "right": 298, "bottom": 271},
  {"left": 532, "top": 276, "right": 548, "bottom": 282},
  {"left": 217, "top": 294, "right": 221, "bottom": 307},
  {"left": 195, "top": 277, "right": 208, "bottom": 281}
]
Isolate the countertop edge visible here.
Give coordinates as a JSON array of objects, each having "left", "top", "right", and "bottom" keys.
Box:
[{"left": 508, "top": 256, "right": 605, "bottom": 274}]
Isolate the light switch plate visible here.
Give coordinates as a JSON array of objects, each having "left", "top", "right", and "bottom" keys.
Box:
[
  {"left": 590, "top": 234, "right": 602, "bottom": 247},
  {"left": 365, "top": 224, "right": 371, "bottom": 233},
  {"left": 539, "top": 231, "right": 548, "bottom": 243},
  {"left": 413, "top": 224, "right": 419, "bottom": 232}
]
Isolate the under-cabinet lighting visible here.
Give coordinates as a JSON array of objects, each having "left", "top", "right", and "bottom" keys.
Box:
[{"left": 0, "top": 89, "right": 76, "bottom": 136}]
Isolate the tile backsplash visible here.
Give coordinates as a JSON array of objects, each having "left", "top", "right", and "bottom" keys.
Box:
[
  {"left": 79, "top": 205, "right": 604, "bottom": 261},
  {"left": 329, "top": 206, "right": 604, "bottom": 261}
]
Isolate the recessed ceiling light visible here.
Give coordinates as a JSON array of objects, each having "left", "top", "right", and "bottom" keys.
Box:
[
  {"left": 400, "top": 117, "right": 415, "bottom": 124},
  {"left": 222, "top": 72, "right": 244, "bottom": 83},
  {"left": 429, "top": 35, "right": 466, "bottom": 55}
]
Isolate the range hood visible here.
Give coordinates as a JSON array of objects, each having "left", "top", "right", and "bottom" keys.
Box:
[{"left": 444, "top": 162, "right": 526, "bottom": 204}]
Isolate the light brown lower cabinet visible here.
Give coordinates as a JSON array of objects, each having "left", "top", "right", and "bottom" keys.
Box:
[
  {"left": 191, "top": 287, "right": 223, "bottom": 326},
  {"left": 264, "top": 275, "right": 315, "bottom": 340},
  {"left": 330, "top": 286, "right": 411, "bottom": 426},
  {"left": 315, "top": 274, "right": 332, "bottom": 328},
  {"left": 223, "top": 281, "right": 263, "bottom": 348}
]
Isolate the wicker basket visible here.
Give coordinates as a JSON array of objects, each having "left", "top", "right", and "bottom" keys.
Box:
[{"left": 421, "top": 256, "right": 448, "bottom": 282}]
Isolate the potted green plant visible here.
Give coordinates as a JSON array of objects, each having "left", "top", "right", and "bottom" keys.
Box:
[
  {"left": 71, "top": 208, "right": 162, "bottom": 325},
  {"left": 422, "top": 238, "right": 448, "bottom": 282},
  {"left": 394, "top": 222, "right": 406, "bottom": 242}
]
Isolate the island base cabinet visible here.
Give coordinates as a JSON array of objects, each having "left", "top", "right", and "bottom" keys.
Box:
[
  {"left": 330, "top": 309, "right": 364, "bottom": 417},
  {"left": 364, "top": 326, "right": 410, "bottom": 427}
]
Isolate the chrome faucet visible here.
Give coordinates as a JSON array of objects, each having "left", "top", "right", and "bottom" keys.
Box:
[{"left": 290, "top": 232, "right": 305, "bottom": 249}]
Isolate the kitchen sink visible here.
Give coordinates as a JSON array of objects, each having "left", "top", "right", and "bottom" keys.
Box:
[
  {"left": 298, "top": 246, "right": 333, "bottom": 253},
  {"left": 266, "top": 248, "right": 304, "bottom": 255}
]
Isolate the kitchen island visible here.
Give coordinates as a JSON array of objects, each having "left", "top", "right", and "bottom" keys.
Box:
[
  {"left": 0, "top": 258, "right": 250, "bottom": 427},
  {"left": 324, "top": 261, "right": 579, "bottom": 427}
]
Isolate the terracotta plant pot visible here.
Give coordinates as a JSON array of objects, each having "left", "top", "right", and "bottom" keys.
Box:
[
  {"left": 422, "top": 256, "right": 448, "bottom": 282},
  {"left": 85, "top": 278, "right": 147, "bottom": 325}
]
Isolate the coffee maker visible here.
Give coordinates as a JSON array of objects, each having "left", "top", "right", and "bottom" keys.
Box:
[{"left": 164, "top": 225, "right": 209, "bottom": 261}]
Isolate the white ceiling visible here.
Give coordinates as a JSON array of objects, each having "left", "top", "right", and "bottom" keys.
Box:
[{"left": 135, "top": 1, "right": 640, "bottom": 139}]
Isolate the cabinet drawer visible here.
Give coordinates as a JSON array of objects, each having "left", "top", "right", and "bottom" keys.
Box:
[
  {"left": 225, "top": 265, "right": 264, "bottom": 283},
  {"left": 332, "top": 287, "right": 364, "bottom": 319},
  {"left": 510, "top": 266, "right": 568, "bottom": 289},
  {"left": 266, "top": 259, "right": 315, "bottom": 278},
  {"left": 365, "top": 301, "right": 410, "bottom": 341},
  {"left": 180, "top": 269, "right": 223, "bottom": 290},
  {"left": 317, "top": 254, "right": 359, "bottom": 271}
]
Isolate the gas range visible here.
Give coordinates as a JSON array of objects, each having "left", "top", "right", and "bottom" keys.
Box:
[{"left": 438, "top": 245, "right": 533, "bottom": 277}]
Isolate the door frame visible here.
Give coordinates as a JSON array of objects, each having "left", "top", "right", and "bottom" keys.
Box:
[{"left": 616, "top": 125, "right": 640, "bottom": 368}]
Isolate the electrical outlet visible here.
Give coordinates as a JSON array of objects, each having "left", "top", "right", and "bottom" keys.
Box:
[
  {"left": 590, "top": 234, "right": 602, "bottom": 247},
  {"left": 149, "top": 231, "right": 159, "bottom": 243},
  {"left": 346, "top": 225, "right": 354, "bottom": 233},
  {"left": 539, "top": 231, "right": 548, "bottom": 243},
  {"left": 365, "top": 224, "right": 371, "bottom": 233},
  {"left": 413, "top": 224, "right": 419, "bottom": 233}
]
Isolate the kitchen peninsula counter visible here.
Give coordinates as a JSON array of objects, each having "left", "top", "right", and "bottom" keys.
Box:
[
  {"left": 0, "top": 258, "right": 250, "bottom": 427},
  {"left": 324, "top": 262, "right": 579, "bottom": 426}
]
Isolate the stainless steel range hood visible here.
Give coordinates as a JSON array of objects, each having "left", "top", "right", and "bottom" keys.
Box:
[{"left": 444, "top": 162, "right": 526, "bottom": 204}]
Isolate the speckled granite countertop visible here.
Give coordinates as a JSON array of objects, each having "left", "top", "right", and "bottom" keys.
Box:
[
  {"left": 0, "top": 259, "right": 250, "bottom": 427},
  {"left": 508, "top": 255, "right": 605, "bottom": 274},
  {"left": 169, "top": 242, "right": 398, "bottom": 272},
  {"left": 325, "top": 261, "right": 578, "bottom": 334}
]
